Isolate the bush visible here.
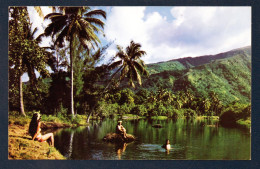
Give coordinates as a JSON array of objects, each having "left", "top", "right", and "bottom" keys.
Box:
[
  {"left": 72, "top": 114, "right": 87, "bottom": 125},
  {"left": 220, "top": 103, "right": 251, "bottom": 126},
  {"left": 173, "top": 109, "right": 185, "bottom": 118},
  {"left": 119, "top": 103, "right": 135, "bottom": 115},
  {"left": 41, "top": 114, "right": 65, "bottom": 124},
  {"left": 183, "top": 108, "right": 197, "bottom": 118},
  {"left": 97, "top": 102, "right": 119, "bottom": 118},
  {"left": 131, "top": 105, "right": 147, "bottom": 116}
]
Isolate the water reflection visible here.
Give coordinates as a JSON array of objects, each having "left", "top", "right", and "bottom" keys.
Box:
[
  {"left": 115, "top": 143, "right": 127, "bottom": 160},
  {"left": 67, "top": 130, "right": 74, "bottom": 159},
  {"left": 54, "top": 118, "right": 250, "bottom": 160}
]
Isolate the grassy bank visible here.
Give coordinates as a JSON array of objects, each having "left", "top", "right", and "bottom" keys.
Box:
[
  {"left": 237, "top": 118, "right": 251, "bottom": 128},
  {"left": 8, "top": 112, "right": 90, "bottom": 159},
  {"left": 9, "top": 111, "right": 89, "bottom": 128},
  {"left": 8, "top": 123, "right": 65, "bottom": 159}
]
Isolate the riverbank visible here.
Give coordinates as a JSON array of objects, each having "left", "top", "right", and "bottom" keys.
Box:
[
  {"left": 8, "top": 113, "right": 87, "bottom": 159},
  {"left": 8, "top": 123, "right": 65, "bottom": 159}
]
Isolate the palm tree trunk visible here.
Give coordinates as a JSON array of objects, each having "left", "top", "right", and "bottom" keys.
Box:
[
  {"left": 19, "top": 58, "right": 26, "bottom": 116},
  {"left": 70, "top": 35, "right": 75, "bottom": 117}
]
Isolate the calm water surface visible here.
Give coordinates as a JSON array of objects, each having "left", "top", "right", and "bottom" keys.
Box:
[{"left": 53, "top": 118, "right": 250, "bottom": 160}]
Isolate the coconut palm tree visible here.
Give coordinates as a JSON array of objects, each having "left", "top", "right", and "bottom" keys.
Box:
[
  {"left": 43, "top": 7, "right": 106, "bottom": 116},
  {"left": 108, "top": 40, "right": 149, "bottom": 88},
  {"left": 86, "top": 41, "right": 149, "bottom": 122}
]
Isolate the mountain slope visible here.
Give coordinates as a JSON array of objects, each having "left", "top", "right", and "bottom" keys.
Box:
[
  {"left": 142, "top": 46, "right": 251, "bottom": 105},
  {"left": 146, "top": 46, "right": 251, "bottom": 74}
]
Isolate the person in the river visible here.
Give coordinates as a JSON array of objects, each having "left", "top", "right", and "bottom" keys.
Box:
[
  {"left": 162, "top": 139, "right": 171, "bottom": 150},
  {"left": 116, "top": 120, "right": 127, "bottom": 139},
  {"left": 29, "top": 112, "right": 54, "bottom": 146}
]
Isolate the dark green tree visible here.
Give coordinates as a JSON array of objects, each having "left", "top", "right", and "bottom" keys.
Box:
[
  {"left": 43, "top": 7, "right": 106, "bottom": 116},
  {"left": 9, "top": 7, "right": 50, "bottom": 116}
]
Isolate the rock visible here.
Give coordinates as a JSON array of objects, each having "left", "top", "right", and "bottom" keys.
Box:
[
  {"left": 152, "top": 124, "right": 162, "bottom": 128},
  {"left": 103, "top": 133, "right": 135, "bottom": 143}
]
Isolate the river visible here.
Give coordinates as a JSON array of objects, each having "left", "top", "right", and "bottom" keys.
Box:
[{"left": 53, "top": 118, "right": 250, "bottom": 160}]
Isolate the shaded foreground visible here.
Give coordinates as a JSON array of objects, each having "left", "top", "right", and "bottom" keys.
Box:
[{"left": 8, "top": 123, "right": 65, "bottom": 159}]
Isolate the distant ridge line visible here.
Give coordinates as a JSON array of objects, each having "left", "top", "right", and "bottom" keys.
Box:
[{"left": 147, "top": 46, "right": 251, "bottom": 65}]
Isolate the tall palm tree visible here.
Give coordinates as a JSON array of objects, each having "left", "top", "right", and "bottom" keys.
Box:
[{"left": 43, "top": 7, "right": 106, "bottom": 116}]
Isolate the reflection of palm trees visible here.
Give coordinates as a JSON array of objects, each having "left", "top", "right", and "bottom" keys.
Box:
[{"left": 115, "top": 143, "right": 127, "bottom": 160}]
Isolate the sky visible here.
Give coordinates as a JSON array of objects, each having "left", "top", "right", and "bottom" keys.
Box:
[
  {"left": 23, "top": 6, "right": 251, "bottom": 81},
  {"left": 102, "top": 6, "right": 251, "bottom": 64}
]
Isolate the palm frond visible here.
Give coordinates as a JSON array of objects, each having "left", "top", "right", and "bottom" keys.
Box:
[
  {"left": 130, "top": 66, "right": 141, "bottom": 86},
  {"left": 30, "top": 27, "right": 38, "bottom": 40},
  {"left": 36, "top": 33, "right": 45, "bottom": 42},
  {"left": 84, "top": 18, "right": 105, "bottom": 29},
  {"left": 44, "top": 18, "right": 67, "bottom": 37},
  {"left": 132, "top": 50, "right": 146, "bottom": 60},
  {"left": 34, "top": 6, "right": 44, "bottom": 19},
  {"left": 54, "top": 26, "right": 69, "bottom": 47},
  {"left": 132, "top": 61, "right": 145, "bottom": 73},
  {"left": 44, "top": 13, "right": 63, "bottom": 20},
  {"left": 108, "top": 60, "right": 122, "bottom": 70},
  {"left": 120, "top": 65, "right": 129, "bottom": 81},
  {"left": 85, "top": 9, "right": 106, "bottom": 19},
  {"left": 129, "top": 79, "right": 135, "bottom": 88},
  {"left": 78, "top": 19, "right": 101, "bottom": 47},
  {"left": 116, "top": 52, "right": 127, "bottom": 60}
]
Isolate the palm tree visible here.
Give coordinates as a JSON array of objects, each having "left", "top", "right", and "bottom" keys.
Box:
[
  {"left": 86, "top": 40, "right": 149, "bottom": 122},
  {"left": 43, "top": 7, "right": 106, "bottom": 116},
  {"left": 108, "top": 40, "right": 149, "bottom": 88}
]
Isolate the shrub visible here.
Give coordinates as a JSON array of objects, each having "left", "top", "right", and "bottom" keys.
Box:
[
  {"left": 219, "top": 103, "right": 251, "bottom": 126},
  {"left": 173, "top": 109, "right": 185, "bottom": 118},
  {"left": 97, "top": 102, "right": 119, "bottom": 118},
  {"left": 183, "top": 108, "right": 197, "bottom": 118},
  {"left": 131, "top": 105, "right": 147, "bottom": 116},
  {"left": 119, "top": 103, "right": 135, "bottom": 115}
]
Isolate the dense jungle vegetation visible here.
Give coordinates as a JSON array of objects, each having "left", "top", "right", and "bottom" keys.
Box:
[{"left": 9, "top": 6, "right": 251, "bottom": 127}]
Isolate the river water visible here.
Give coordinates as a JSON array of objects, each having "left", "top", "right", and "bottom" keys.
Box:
[{"left": 53, "top": 118, "right": 250, "bottom": 160}]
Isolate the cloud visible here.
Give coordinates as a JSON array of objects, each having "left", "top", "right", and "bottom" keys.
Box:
[
  {"left": 22, "top": 7, "right": 53, "bottom": 81},
  {"left": 104, "top": 6, "right": 251, "bottom": 64},
  {"left": 105, "top": 7, "right": 147, "bottom": 47},
  {"left": 27, "top": 6, "right": 52, "bottom": 47}
]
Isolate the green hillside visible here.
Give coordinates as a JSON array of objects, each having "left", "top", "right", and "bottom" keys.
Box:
[
  {"left": 142, "top": 46, "right": 251, "bottom": 105},
  {"left": 147, "top": 46, "right": 251, "bottom": 75}
]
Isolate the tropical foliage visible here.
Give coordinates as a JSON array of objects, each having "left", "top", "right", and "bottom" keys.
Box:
[
  {"left": 9, "top": 7, "right": 52, "bottom": 116},
  {"left": 42, "top": 7, "right": 106, "bottom": 116},
  {"left": 8, "top": 6, "right": 251, "bottom": 128}
]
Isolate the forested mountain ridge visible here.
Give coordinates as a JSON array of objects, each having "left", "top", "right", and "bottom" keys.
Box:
[
  {"left": 147, "top": 46, "right": 251, "bottom": 74},
  {"left": 142, "top": 46, "right": 251, "bottom": 105}
]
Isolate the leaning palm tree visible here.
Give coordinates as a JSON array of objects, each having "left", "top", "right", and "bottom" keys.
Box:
[{"left": 43, "top": 7, "right": 106, "bottom": 116}]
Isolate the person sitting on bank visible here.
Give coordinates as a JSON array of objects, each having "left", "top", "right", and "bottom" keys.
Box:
[
  {"left": 116, "top": 120, "right": 127, "bottom": 139},
  {"left": 29, "top": 112, "right": 54, "bottom": 146}
]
